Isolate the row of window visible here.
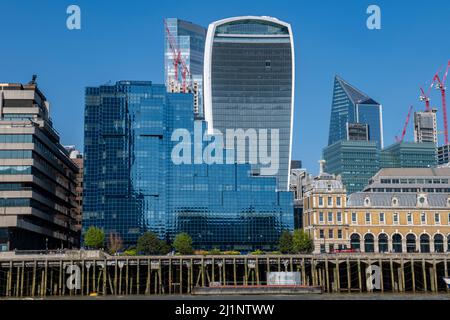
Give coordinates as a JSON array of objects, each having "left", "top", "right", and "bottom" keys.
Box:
[
  {"left": 317, "top": 196, "right": 342, "bottom": 207},
  {"left": 380, "top": 178, "right": 449, "bottom": 185},
  {"left": 318, "top": 229, "right": 343, "bottom": 239},
  {"left": 316, "top": 211, "right": 450, "bottom": 225},
  {"left": 351, "top": 211, "right": 450, "bottom": 225}
]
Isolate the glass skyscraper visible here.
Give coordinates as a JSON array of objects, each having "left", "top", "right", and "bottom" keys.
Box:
[
  {"left": 328, "top": 76, "right": 384, "bottom": 148},
  {"left": 164, "top": 18, "right": 206, "bottom": 118},
  {"left": 83, "top": 81, "right": 293, "bottom": 250},
  {"left": 204, "top": 16, "right": 295, "bottom": 191}
]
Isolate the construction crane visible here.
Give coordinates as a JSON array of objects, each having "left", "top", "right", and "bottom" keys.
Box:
[
  {"left": 419, "top": 82, "right": 434, "bottom": 111},
  {"left": 395, "top": 105, "right": 413, "bottom": 143},
  {"left": 433, "top": 60, "right": 450, "bottom": 145},
  {"left": 163, "top": 19, "right": 191, "bottom": 93}
]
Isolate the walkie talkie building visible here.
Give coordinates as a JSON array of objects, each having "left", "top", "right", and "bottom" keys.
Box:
[{"left": 203, "top": 16, "right": 295, "bottom": 191}]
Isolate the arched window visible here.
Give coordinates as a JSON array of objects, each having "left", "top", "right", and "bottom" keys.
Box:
[
  {"left": 392, "top": 234, "right": 402, "bottom": 253},
  {"left": 434, "top": 234, "right": 444, "bottom": 253},
  {"left": 350, "top": 234, "right": 360, "bottom": 251},
  {"left": 420, "top": 234, "right": 430, "bottom": 253},
  {"left": 448, "top": 234, "right": 450, "bottom": 252},
  {"left": 406, "top": 234, "right": 416, "bottom": 253},
  {"left": 364, "top": 234, "right": 375, "bottom": 253},
  {"left": 378, "top": 233, "right": 388, "bottom": 253}
]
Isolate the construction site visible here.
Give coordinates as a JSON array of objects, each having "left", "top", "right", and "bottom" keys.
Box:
[{"left": 0, "top": 251, "right": 449, "bottom": 298}]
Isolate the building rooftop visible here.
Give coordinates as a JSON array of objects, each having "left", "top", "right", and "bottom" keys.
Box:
[
  {"left": 348, "top": 192, "right": 450, "bottom": 208},
  {"left": 335, "top": 76, "right": 379, "bottom": 105}
]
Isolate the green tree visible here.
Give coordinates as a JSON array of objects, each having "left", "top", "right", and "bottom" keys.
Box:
[
  {"left": 173, "top": 233, "right": 193, "bottom": 255},
  {"left": 292, "top": 229, "right": 314, "bottom": 254},
  {"left": 136, "top": 232, "right": 170, "bottom": 255},
  {"left": 278, "top": 230, "right": 293, "bottom": 254},
  {"left": 83, "top": 226, "right": 105, "bottom": 249}
]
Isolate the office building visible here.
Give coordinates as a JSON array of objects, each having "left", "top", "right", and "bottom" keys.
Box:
[
  {"left": 414, "top": 109, "right": 438, "bottom": 146},
  {"left": 328, "top": 76, "right": 384, "bottom": 148},
  {"left": 0, "top": 80, "right": 79, "bottom": 251},
  {"left": 302, "top": 164, "right": 348, "bottom": 253},
  {"left": 347, "top": 123, "right": 369, "bottom": 141},
  {"left": 438, "top": 144, "right": 450, "bottom": 165},
  {"left": 83, "top": 81, "right": 293, "bottom": 250},
  {"left": 380, "top": 142, "right": 437, "bottom": 168},
  {"left": 164, "top": 18, "right": 206, "bottom": 118},
  {"left": 290, "top": 167, "right": 308, "bottom": 229},
  {"left": 323, "top": 140, "right": 380, "bottom": 194},
  {"left": 204, "top": 16, "right": 295, "bottom": 191},
  {"left": 303, "top": 167, "right": 450, "bottom": 254},
  {"left": 65, "top": 146, "right": 83, "bottom": 233}
]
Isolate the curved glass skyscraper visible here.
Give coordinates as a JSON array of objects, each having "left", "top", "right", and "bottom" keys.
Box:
[{"left": 204, "top": 16, "right": 295, "bottom": 191}]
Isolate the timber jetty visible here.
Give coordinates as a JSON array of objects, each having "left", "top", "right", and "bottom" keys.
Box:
[{"left": 0, "top": 251, "right": 449, "bottom": 298}]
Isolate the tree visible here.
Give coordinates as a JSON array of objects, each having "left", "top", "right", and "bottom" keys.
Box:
[
  {"left": 292, "top": 229, "right": 314, "bottom": 254},
  {"left": 108, "top": 232, "right": 124, "bottom": 254},
  {"left": 278, "top": 230, "right": 293, "bottom": 254},
  {"left": 173, "top": 233, "right": 193, "bottom": 255},
  {"left": 136, "top": 232, "right": 170, "bottom": 255},
  {"left": 83, "top": 226, "right": 105, "bottom": 249}
]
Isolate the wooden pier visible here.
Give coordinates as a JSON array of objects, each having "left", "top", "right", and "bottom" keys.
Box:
[{"left": 0, "top": 253, "right": 449, "bottom": 297}]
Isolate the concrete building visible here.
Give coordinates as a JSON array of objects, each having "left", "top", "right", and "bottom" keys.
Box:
[
  {"left": 414, "top": 109, "right": 438, "bottom": 146},
  {"left": 438, "top": 144, "right": 450, "bottom": 165},
  {"left": 65, "top": 146, "right": 83, "bottom": 234},
  {"left": 0, "top": 80, "right": 79, "bottom": 251},
  {"left": 290, "top": 167, "right": 308, "bottom": 229},
  {"left": 303, "top": 167, "right": 450, "bottom": 254}
]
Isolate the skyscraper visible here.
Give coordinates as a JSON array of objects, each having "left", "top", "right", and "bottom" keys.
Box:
[
  {"left": 328, "top": 76, "right": 384, "bottom": 148},
  {"left": 164, "top": 18, "right": 206, "bottom": 118},
  {"left": 414, "top": 109, "right": 438, "bottom": 146},
  {"left": 83, "top": 81, "right": 293, "bottom": 250},
  {"left": 0, "top": 80, "right": 79, "bottom": 251},
  {"left": 204, "top": 16, "right": 295, "bottom": 191}
]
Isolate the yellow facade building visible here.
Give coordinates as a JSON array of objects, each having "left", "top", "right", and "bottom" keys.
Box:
[{"left": 303, "top": 167, "right": 450, "bottom": 254}]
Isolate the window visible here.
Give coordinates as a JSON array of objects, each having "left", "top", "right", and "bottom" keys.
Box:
[
  {"left": 337, "top": 230, "right": 342, "bottom": 239},
  {"left": 319, "top": 212, "right": 324, "bottom": 223},
  {"left": 336, "top": 197, "right": 341, "bottom": 206},
  {"left": 407, "top": 212, "right": 412, "bottom": 225},
  {"left": 328, "top": 212, "right": 333, "bottom": 223},
  {"left": 448, "top": 213, "right": 450, "bottom": 224},
  {"left": 318, "top": 196, "right": 323, "bottom": 206},
  {"left": 352, "top": 212, "right": 357, "bottom": 224},
  {"left": 327, "top": 197, "right": 332, "bottom": 206},
  {"left": 320, "top": 244, "right": 325, "bottom": 253},
  {"left": 421, "top": 212, "right": 427, "bottom": 224},
  {"left": 328, "top": 229, "right": 333, "bottom": 239},
  {"left": 434, "top": 213, "right": 440, "bottom": 225},
  {"left": 319, "top": 229, "right": 324, "bottom": 239},
  {"left": 365, "top": 212, "right": 371, "bottom": 224},
  {"left": 393, "top": 212, "right": 399, "bottom": 224},
  {"left": 379, "top": 212, "right": 385, "bottom": 224},
  {"left": 337, "top": 212, "right": 342, "bottom": 223}
]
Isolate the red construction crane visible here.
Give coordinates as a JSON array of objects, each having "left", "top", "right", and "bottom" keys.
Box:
[
  {"left": 419, "top": 82, "right": 434, "bottom": 111},
  {"left": 433, "top": 60, "right": 450, "bottom": 145},
  {"left": 163, "top": 19, "right": 190, "bottom": 93},
  {"left": 395, "top": 105, "right": 413, "bottom": 143}
]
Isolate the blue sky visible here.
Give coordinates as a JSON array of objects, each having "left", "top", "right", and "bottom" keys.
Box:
[{"left": 1, "top": 0, "right": 449, "bottom": 174}]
